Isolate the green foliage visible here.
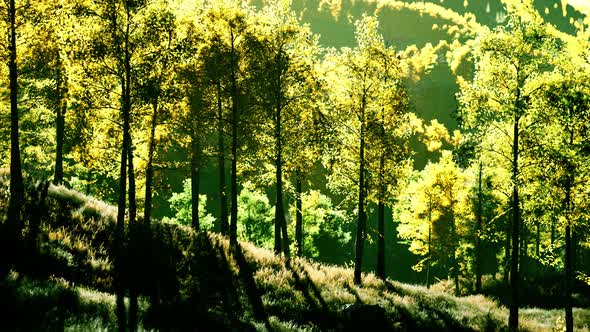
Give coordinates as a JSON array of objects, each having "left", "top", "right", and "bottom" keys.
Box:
[
  {"left": 288, "top": 190, "right": 352, "bottom": 260},
  {"left": 162, "top": 179, "right": 215, "bottom": 230},
  {"left": 237, "top": 183, "right": 274, "bottom": 249}
]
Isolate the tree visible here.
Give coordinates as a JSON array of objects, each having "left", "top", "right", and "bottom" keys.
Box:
[
  {"left": 248, "top": 0, "right": 320, "bottom": 256},
  {"left": 398, "top": 150, "right": 472, "bottom": 294},
  {"left": 200, "top": 0, "right": 254, "bottom": 245},
  {"left": 77, "top": 1, "right": 150, "bottom": 329},
  {"left": 457, "top": 2, "right": 556, "bottom": 327},
  {"left": 135, "top": 5, "right": 178, "bottom": 225},
  {"left": 1, "top": 0, "right": 25, "bottom": 241},
  {"left": 325, "top": 15, "right": 421, "bottom": 284},
  {"left": 539, "top": 76, "right": 590, "bottom": 332}
]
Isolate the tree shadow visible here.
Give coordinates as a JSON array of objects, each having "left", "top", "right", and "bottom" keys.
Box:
[
  {"left": 344, "top": 281, "right": 364, "bottom": 304},
  {"left": 284, "top": 258, "right": 338, "bottom": 329},
  {"left": 382, "top": 280, "right": 495, "bottom": 332},
  {"left": 230, "top": 241, "right": 272, "bottom": 331}
]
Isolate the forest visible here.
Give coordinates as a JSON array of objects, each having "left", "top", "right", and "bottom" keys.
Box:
[{"left": 1, "top": 0, "right": 589, "bottom": 331}]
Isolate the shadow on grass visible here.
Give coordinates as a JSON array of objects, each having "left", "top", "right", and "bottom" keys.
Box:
[
  {"left": 0, "top": 275, "right": 115, "bottom": 331},
  {"left": 383, "top": 280, "right": 503, "bottom": 332},
  {"left": 230, "top": 241, "right": 273, "bottom": 331},
  {"left": 284, "top": 258, "right": 340, "bottom": 329}
]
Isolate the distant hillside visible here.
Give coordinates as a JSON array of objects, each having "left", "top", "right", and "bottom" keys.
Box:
[{"left": 1, "top": 177, "right": 589, "bottom": 331}]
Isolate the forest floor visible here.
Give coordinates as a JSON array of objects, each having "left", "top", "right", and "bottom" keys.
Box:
[{"left": 1, "top": 178, "right": 589, "bottom": 331}]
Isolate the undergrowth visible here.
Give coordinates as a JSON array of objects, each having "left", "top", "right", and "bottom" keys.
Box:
[{"left": 0, "top": 176, "right": 588, "bottom": 331}]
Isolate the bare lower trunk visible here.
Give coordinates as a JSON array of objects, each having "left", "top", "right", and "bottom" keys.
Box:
[
  {"left": 504, "top": 210, "right": 511, "bottom": 286},
  {"left": 144, "top": 99, "right": 158, "bottom": 224},
  {"left": 53, "top": 88, "right": 66, "bottom": 185},
  {"left": 508, "top": 117, "right": 520, "bottom": 331},
  {"left": 128, "top": 142, "right": 138, "bottom": 332},
  {"left": 7, "top": 0, "right": 24, "bottom": 230},
  {"left": 274, "top": 102, "right": 289, "bottom": 256},
  {"left": 426, "top": 205, "right": 432, "bottom": 289},
  {"left": 229, "top": 29, "right": 238, "bottom": 246},
  {"left": 376, "top": 193, "right": 385, "bottom": 279},
  {"left": 295, "top": 172, "right": 303, "bottom": 257},
  {"left": 217, "top": 81, "right": 228, "bottom": 235},
  {"left": 565, "top": 223, "right": 573, "bottom": 332},
  {"left": 475, "top": 162, "right": 483, "bottom": 293},
  {"left": 353, "top": 105, "right": 366, "bottom": 286},
  {"left": 191, "top": 136, "right": 201, "bottom": 231}
]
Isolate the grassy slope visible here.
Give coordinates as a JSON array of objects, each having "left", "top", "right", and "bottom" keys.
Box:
[{"left": 1, "top": 178, "right": 589, "bottom": 331}]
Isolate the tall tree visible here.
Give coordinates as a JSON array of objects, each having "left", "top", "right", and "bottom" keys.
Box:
[
  {"left": 136, "top": 6, "right": 178, "bottom": 225},
  {"left": 325, "top": 15, "right": 389, "bottom": 285},
  {"left": 457, "top": 2, "right": 555, "bottom": 328},
  {"left": 2, "top": 0, "right": 24, "bottom": 234},
  {"left": 248, "top": 0, "right": 319, "bottom": 256},
  {"left": 540, "top": 76, "right": 590, "bottom": 332}
]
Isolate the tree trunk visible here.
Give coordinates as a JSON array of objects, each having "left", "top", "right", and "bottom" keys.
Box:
[
  {"left": 354, "top": 99, "right": 366, "bottom": 286},
  {"left": 191, "top": 135, "right": 201, "bottom": 231},
  {"left": 508, "top": 116, "right": 520, "bottom": 331},
  {"left": 451, "top": 210, "right": 459, "bottom": 296},
  {"left": 115, "top": 85, "right": 129, "bottom": 332},
  {"left": 295, "top": 171, "right": 303, "bottom": 257},
  {"left": 115, "top": 7, "right": 132, "bottom": 330},
  {"left": 217, "top": 81, "right": 228, "bottom": 235},
  {"left": 144, "top": 99, "right": 158, "bottom": 225},
  {"left": 127, "top": 140, "right": 138, "bottom": 332},
  {"left": 564, "top": 131, "right": 574, "bottom": 332},
  {"left": 520, "top": 224, "right": 527, "bottom": 281},
  {"left": 565, "top": 223, "right": 573, "bottom": 332},
  {"left": 535, "top": 221, "right": 540, "bottom": 257},
  {"left": 127, "top": 139, "right": 137, "bottom": 225},
  {"left": 229, "top": 29, "right": 238, "bottom": 246},
  {"left": 504, "top": 209, "right": 511, "bottom": 286},
  {"left": 376, "top": 183, "right": 385, "bottom": 279},
  {"left": 475, "top": 162, "right": 483, "bottom": 293},
  {"left": 274, "top": 88, "right": 288, "bottom": 256},
  {"left": 426, "top": 201, "right": 432, "bottom": 289},
  {"left": 53, "top": 77, "right": 66, "bottom": 185},
  {"left": 7, "top": 0, "right": 24, "bottom": 229}
]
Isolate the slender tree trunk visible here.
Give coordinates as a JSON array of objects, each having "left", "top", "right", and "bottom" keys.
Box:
[
  {"left": 127, "top": 140, "right": 138, "bottom": 332},
  {"left": 127, "top": 140, "right": 137, "bottom": 225},
  {"left": 451, "top": 210, "right": 459, "bottom": 296},
  {"left": 191, "top": 134, "right": 201, "bottom": 231},
  {"left": 504, "top": 209, "right": 511, "bottom": 286},
  {"left": 115, "top": 7, "right": 132, "bottom": 330},
  {"left": 7, "top": 0, "right": 24, "bottom": 229},
  {"left": 521, "top": 225, "right": 528, "bottom": 282},
  {"left": 564, "top": 131, "right": 574, "bottom": 332},
  {"left": 354, "top": 99, "right": 366, "bottom": 286},
  {"left": 426, "top": 201, "right": 432, "bottom": 289},
  {"left": 376, "top": 181, "right": 385, "bottom": 279},
  {"left": 53, "top": 77, "right": 66, "bottom": 185},
  {"left": 274, "top": 89, "right": 288, "bottom": 255},
  {"left": 115, "top": 86, "right": 129, "bottom": 332},
  {"left": 535, "top": 221, "right": 540, "bottom": 257},
  {"left": 217, "top": 81, "right": 228, "bottom": 235},
  {"left": 565, "top": 220, "right": 573, "bottom": 332},
  {"left": 508, "top": 116, "right": 520, "bottom": 331},
  {"left": 475, "top": 162, "right": 483, "bottom": 293},
  {"left": 144, "top": 99, "right": 158, "bottom": 225},
  {"left": 295, "top": 171, "right": 303, "bottom": 257},
  {"left": 229, "top": 29, "right": 239, "bottom": 246}
]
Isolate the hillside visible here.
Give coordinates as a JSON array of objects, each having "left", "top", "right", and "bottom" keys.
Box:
[{"left": 1, "top": 177, "right": 589, "bottom": 331}]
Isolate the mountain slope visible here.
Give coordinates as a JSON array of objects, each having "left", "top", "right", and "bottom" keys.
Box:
[{"left": 0, "top": 176, "right": 589, "bottom": 331}]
